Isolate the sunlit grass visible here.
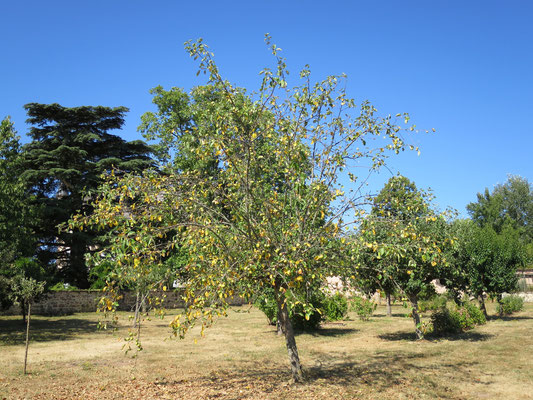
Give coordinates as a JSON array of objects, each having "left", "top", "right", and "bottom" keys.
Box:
[{"left": 1, "top": 302, "right": 532, "bottom": 399}]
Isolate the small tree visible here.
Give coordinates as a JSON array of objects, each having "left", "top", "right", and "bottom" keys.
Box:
[
  {"left": 352, "top": 226, "right": 397, "bottom": 317},
  {"left": 454, "top": 224, "right": 526, "bottom": 317},
  {"left": 1, "top": 257, "right": 48, "bottom": 322},
  {"left": 355, "top": 176, "right": 453, "bottom": 339},
  {"left": 10, "top": 275, "right": 45, "bottom": 374},
  {"left": 72, "top": 37, "right": 417, "bottom": 381}
]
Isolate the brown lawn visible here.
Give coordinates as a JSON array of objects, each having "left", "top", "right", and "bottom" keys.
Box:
[{"left": 1, "top": 302, "right": 532, "bottom": 399}]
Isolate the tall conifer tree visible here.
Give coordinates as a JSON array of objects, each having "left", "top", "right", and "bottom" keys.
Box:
[{"left": 22, "top": 103, "right": 154, "bottom": 288}]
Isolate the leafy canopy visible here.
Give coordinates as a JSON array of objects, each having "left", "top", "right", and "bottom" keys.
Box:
[
  {"left": 353, "top": 176, "right": 453, "bottom": 338},
  {"left": 72, "top": 36, "right": 419, "bottom": 380},
  {"left": 467, "top": 175, "right": 533, "bottom": 243}
]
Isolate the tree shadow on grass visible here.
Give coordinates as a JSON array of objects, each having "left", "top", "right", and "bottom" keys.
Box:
[
  {"left": 295, "top": 327, "right": 359, "bottom": 338},
  {"left": 488, "top": 315, "right": 533, "bottom": 322},
  {"left": 151, "top": 351, "right": 479, "bottom": 399},
  {"left": 377, "top": 331, "right": 419, "bottom": 341},
  {"left": 426, "top": 331, "right": 495, "bottom": 342},
  {"left": 378, "top": 330, "right": 494, "bottom": 342},
  {"left": 304, "top": 352, "right": 430, "bottom": 387},
  {"left": 256, "top": 322, "right": 359, "bottom": 338},
  {"left": 0, "top": 318, "right": 99, "bottom": 345},
  {"left": 371, "top": 312, "right": 409, "bottom": 318}
]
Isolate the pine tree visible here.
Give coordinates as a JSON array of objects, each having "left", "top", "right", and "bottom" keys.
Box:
[{"left": 22, "top": 103, "right": 154, "bottom": 288}]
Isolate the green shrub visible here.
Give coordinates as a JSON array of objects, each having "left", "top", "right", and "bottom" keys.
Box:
[
  {"left": 418, "top": 295, "right": 447, "bottom": 313},
  {"left": 254, "top": 288, "right": 325, "bottom": 331},
  {"left": 430, "top": 302, "right": 486, "bottom": 336},
  {"left": 463, "top": 301, "right": 486, "bottom": 325},
  {"left": 431, "top": 307, "right": 462, "bottom": 335},
  {"left": 322, "top": 293, "right": 348, "bottom": 321},
  {"left": 254, "top": 291, "right": 278, "bottom": 325},
  {"left": 290, "top": 297, "right": 324, "bottom": 331},
  {"left": 88, "top": 261, "right": 114, "bottom": 289},
  {"left": 497, "top": 295, "right": 524, "bottom": 315},
  {"left": 350, "top": 296, "right": 377, "bottom": 321}
]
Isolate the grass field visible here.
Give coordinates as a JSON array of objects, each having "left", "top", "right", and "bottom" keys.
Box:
[{"left": 1, "top": 302, "right": 532, "bottom": 399}]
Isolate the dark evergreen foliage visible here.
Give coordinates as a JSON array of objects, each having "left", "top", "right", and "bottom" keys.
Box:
[{"left": 21, "top": 103, "right": 154, "bottom": 288}]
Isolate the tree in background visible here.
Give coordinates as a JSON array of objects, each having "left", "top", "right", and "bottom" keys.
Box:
[
  {"left": 352, "top": 217, "right": 397, "bottom": 317},
  {"left": 21, "top": 104, "right": 154, "bottom": 288},
  {"left": 467, "top": 175, "right": 532, "bottom": 239},
  {"left": 355, "top": 176, "right": 453, "bottom": 339},
  {"left": 452, "top": 222, "right": 526, "bottom": 317},
  {"left": 467, "top": 176, "right": 533, "bottom": 266},
  {"left": 0, "top": 118, "right": 36, "bottom": 267},
  {"left": 0, "top": 118, "right": 43, "bottom": 311},
  {"left": 138, "top": 85, "right": 223, "bottom": 177},
  {"left": 72, "top": 37, "right": 418, "bottom": 382}
]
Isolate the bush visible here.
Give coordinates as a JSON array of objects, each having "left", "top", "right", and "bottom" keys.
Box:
[
  {"left": 88, "top": 261, "right": 114, "bottom": 289},
  {"left": 418, "top": 295, "right": 447, "bottom": 313},
  {"left": 322, "top": 293, "right": 348, "bottom": 321},
  {"left": 431, "top": 307, "right": 462, "bottom": 335},
  {"left": 464, "top": 301, "right": 486, "bottom": 325},
  {"left": 350, "top": 296, "right": 377, "bottom": 321},
  {"left": 430, "top": 302, "right": 486, "bottom": 336},
  {"left": 290, "top": 297, "right": 324, "bottom": 331},
  {"left": 497, "top": 295, "right": 524, "bottom": 315},
  {"left": 254, "top": 288, "right": 325, "bottom": 331},
  {"left": 254, "top": 291, "right": 278, "bottom": 325}
]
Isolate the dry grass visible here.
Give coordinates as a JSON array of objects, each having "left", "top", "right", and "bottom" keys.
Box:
[{"left": 1, "top": 302, "right": 532, "bottom": 399}]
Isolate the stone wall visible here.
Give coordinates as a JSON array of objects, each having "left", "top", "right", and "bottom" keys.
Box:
[
  {"left": 1, "top": 290, "right": 245, "bottom": 316},
  {"left": 503, "top": 292, "right": 533, "bottom": 303}
]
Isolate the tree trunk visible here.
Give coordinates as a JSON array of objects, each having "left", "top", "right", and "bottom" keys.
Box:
[
  {"left": 275, "top": 284, "right": 304, "bottom": 383},
  {"left": 479, "top": 295, "right": 488, "bottom": 319},
  {"left": 69, "top": 233, "right": 90, "bottom": 289},
  {"left": 21, "top": 302, "right": 26, "bottom": 324},
  {"left": 133, "top": 292, "right": 141, "bottom": 329},
  {"left": 386, "top": 292, "right": 392, "bottom": 317},
  {"left": 24, "top": 302, "right": 31, "bottom": 374},
  {"left": 276, "top": 320, "right": 283, "bottom": 336},
  {"left": 141, "top": 297, "right": 147, "bottom": 313},
  {"left": 410, "top": 296, "right": 424, "bottom": 340},
  {"left": 497, "top": 294, "right": 503, "bottom": 317}
]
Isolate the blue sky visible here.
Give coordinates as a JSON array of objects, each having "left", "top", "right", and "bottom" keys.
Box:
[{"left": 1, "top": 1, "right": 531, "bottom": 215}]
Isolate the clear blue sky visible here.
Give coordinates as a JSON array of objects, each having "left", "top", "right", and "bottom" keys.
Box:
[{"left": 1, "top": 1, "right": 531, "bottom": 215}]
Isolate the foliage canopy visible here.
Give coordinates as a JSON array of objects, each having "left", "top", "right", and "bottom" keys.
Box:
[{"left": 72, "top": 36, "right": 418, "bottom": 381}]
